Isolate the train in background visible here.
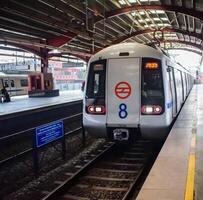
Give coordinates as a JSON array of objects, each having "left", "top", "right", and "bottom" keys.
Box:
[
  {"left": 83, "top": 42, "right": 194, "bottom": 141},
  {"left": 0, "top": 71, "right": 85, "bottom": 97},
  {"left": 0, "top": 72, "right": 28, "bottom": 96}
]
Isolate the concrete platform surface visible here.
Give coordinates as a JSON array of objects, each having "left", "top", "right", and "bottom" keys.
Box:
[
  {"left": 136, "top": 85, "right": 203, "bottom": 200},
  {"left": 0, "top": 90, "right": 83, "bottom": 116}
]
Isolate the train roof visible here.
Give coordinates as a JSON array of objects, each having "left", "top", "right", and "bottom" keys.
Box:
[
  {"left": 89, "top": 42, "right": 193, "bottom": 75},
  {"left": 89, "top": 42, "right": 164, "bottom": 63}
]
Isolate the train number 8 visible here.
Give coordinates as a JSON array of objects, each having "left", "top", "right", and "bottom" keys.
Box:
[{"left": 119, "top": 103, "right": 128, "bottom": 119}]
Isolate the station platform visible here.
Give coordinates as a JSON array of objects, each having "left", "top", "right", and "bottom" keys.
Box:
[
  {"left": 137, "top": 84, "right": 202, "bottom": 200},
  {"left": 0, "top": 90, "right": 83, "bottom": 116},
  {"left": 0, "top": 90, "right": 83, "bottom": 137}
]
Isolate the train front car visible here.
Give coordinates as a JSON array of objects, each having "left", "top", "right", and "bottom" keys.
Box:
[{"left": 83, "top": 43, "right": 171, "bottom": 141}]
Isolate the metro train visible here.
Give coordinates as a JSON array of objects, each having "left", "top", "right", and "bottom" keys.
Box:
[
  {"left": 0, "top": 72, "right": 28, "bottom": 96},
  {"left": 83, "top": 42, "right": 194, "bottom": 141}
]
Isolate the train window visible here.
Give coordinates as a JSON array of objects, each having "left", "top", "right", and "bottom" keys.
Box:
[
  {"left": 20, "top": 79, "right": 28, "bottom": 87},
  {"left": 142, "top": 72, "right": 163, "bottom": 97},
  {"left": 142, "top": 59, "right": 164, "bottom": 98},
  {"left": 141, "top": 58, "right": 164, "bottom": 114},
  {"left": 10, "top": 80, "right": 15, "bottom": 87},
  {"left": 86, "top": 60, "right": 106, "bottom": 99},
  {"left": 4, "top": 80, "right": 9, "bottom": 88}
]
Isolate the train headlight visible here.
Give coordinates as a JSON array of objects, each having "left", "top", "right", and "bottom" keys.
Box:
[
  {"left": 141, "top": 105, "right": 162, "bottom": 115},
  {"left": 88, "top": 106, "right": 95, "bottom": 113},
  {"left": 154, "top": 106, "right": 162, "bottom": 113},
  {"left": 145, "top": 106, "right": 153, "bottom": 113},
  {"left": 87, "top": 105, "right": 106, "bottom": 114},
  {"left": 95, "top": 107, "right": 102, "bottom": 112}
]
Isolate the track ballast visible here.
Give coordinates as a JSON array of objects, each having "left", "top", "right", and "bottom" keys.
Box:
[{"left": 43, "top": 139, "right": 160, "bottom": 200}]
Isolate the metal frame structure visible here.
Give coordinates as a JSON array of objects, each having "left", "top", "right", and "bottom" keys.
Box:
[{"left": 0, "top": 0, "right": 203, "bottom": 60}]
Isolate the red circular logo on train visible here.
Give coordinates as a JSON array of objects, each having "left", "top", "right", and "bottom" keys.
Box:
[{"left": 115, "top": 81, "right": 132, "bottom": 99}]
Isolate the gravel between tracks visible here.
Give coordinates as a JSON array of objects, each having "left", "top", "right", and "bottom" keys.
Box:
[{"left": 3, "top": 136, "right": 106, "bottom": 200}]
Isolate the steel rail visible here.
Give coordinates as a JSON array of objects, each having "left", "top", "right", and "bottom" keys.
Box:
[
  {"left": 122, "top": 165, "right": 145, "bottom": 200},
  {"left": 42, "top": 140, "right": 155, "bottom": 200},
  {"left": 42, "top": 142, "right": 116, "bottom": 200}
]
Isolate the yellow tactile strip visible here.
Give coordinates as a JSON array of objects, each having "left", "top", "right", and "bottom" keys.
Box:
[{"left": 184, "top": 93, "right": 197, "bottom": 200}]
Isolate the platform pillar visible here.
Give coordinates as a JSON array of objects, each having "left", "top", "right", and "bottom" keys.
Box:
[{"left": 41, "top": 48, "right": 49, "bottom": 74}]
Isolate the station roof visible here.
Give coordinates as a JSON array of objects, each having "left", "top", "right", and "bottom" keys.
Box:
[{"left": 0, "top": 0, "right": 203, "bottom": 60}]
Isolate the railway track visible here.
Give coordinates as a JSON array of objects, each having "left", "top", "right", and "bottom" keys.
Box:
[{"left": 42, "top": 139, "right": 159, "bottom": 200}]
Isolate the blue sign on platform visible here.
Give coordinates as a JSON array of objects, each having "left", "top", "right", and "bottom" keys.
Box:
[{"left": 36, "top": 120, "right": 64, "bottom": 148}]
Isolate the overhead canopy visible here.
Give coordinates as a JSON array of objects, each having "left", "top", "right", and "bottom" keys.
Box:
[{"left": 0, "top": 0, "right": 203, "bottom": 58}]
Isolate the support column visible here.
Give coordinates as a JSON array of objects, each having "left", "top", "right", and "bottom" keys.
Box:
[{"left": 40, "top": 48, "right": 49, "bottom": 74}]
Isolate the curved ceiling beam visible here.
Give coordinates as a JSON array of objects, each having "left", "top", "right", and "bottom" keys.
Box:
[
  {"left": 0, "top": 41, "right": 42, "bottom": 57},
  {"left": 94, "top": 28, "right": 203, "bottom": 54},
  {"left": 166, "top": 47, "right": 202, "bottom": 56},
  {"left": 0, "top": 38, "right": 92, "bottom": 57},
  {"left": 151, "top": 40, "right": 203, "bottom": 51},
  {"left": 47, "top": 31, "right": 77, "bottom": 48},
  {"left": 112, "top": 28, "right": 203, "bottom": 44},
  {"left": 0, "top": 41, "right": 91, "bottom": 62},
  {"left": 95, "top": 5, "right": 203, "bottom": 23}
]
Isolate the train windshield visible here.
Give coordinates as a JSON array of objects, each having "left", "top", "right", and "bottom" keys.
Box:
[
  {"left": 86, "top": 60, "right": 106, "bottom": 99},
  {"left": 141, "top": 58, "right": 164, "bottom": 114},
  {"left": 142, "top": 71, "right": 163, "bottom": 98}
]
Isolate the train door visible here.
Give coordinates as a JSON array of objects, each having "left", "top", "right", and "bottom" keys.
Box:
[
  {"left": 183, "top": 73, "right": 187, "bottom": 99},
  {"left": 107, "top": 58, "right": 140, "bottom": 128},
  {"left": 180, "top": 72, "right": 185, "bottom": 101},
  {"left": 168, "top": 67, "right": 177, "bottom": 117},
  {"left": 174, "top": 69, "right": 182, "bottom": 111},
  {"left": 184, "top": 73, "right": 188, "bottom": 95}
]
